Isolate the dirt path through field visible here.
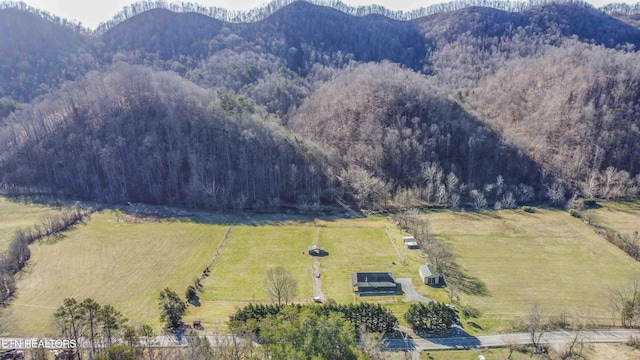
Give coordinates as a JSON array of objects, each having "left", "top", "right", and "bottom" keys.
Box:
[
  {"left": 311, "top": 227, "right": 325, "bottom": 301},
  {"left": 384, "top": 227, "right": 404, "bottom": 264}
]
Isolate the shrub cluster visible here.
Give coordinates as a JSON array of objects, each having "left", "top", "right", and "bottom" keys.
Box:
[
  {"left": 404, "top": 302, "right": 457, "bottom": 335},
  {"left": 229, "top": 302, "right": 398, "bottom": 335}
]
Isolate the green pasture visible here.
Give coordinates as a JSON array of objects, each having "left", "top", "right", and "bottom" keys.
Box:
[
  {"left": 428, "top": 208, "right": 640, "bottom": 333},
  {"left": 7, "top": 200, "right": 640, "bottom": 339},
  {"left": 592, "top": 201, "right": 640, "bottom": 235},
  {"left": 191, "top": 217, "right": 451, "bottom": 329},
  {"left": 6, "top": 211, "right": 229, "bottom": 336},
  {"left": 193, "top": 224, "right": 316, "bottom": 328},
  {"left": 0, "top": 197, "right": 60, "bottom": 252}
]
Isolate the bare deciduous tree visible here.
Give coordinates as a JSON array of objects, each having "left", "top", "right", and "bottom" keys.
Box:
[
  {"left": 265, "top": 267, "right": 298, "bottom": 305},
  {"left": 608, "top": 275, "right": 640, "bottom": 328},
  {"left": 357, "top": 326, "right": 385, "bottom": 360},
  {"left": 501, "top": 333, "right": 519, "bottom": 358},
  {"left": 556, "top": 330, "right": 586, "bottom": 360},
  {"left": 470, "top": 190, "right": 487, "bottom": 210},
  {"left": 547, "top": 181, "right": 566, "bottom": 206},
  {"left": 526, "top": 303, "right": 546, "bottom": 353},
  {"left": 502, "top": 191, "right": 518, "bottom": 209}
]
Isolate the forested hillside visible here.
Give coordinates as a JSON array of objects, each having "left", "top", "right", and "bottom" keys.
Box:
[
  {"left": 0, "top": 0, "right": 639, "bottom": 210},
  {"left": 0, "top": 66, "right": 330, "bottom": 208},
  {"left": 290, "top": 62, "right": 542, "bottom": 208},
  {"left": 470, "top": 43, "right": 640, "bottom": 200},
  {"left": 0, "top": 8, "right": 94, "bottom": 102}
]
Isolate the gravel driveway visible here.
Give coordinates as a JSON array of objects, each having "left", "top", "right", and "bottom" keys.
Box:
[{"left": 396, "top": 278, "right": 432, "bottom": 302}]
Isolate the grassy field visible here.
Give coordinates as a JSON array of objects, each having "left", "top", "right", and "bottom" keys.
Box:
[
  {"left": 190, "top": 224, "right": 317, "bottom": 328},
  {"left": 592, "top": 201, "right": 640, "bottom": 235},
  {"left": 0, "top": 197, "right": 61, "bottom": 252},
  {"left": 314, "top": 218, "right": 450, "bottom": 320},
  {"left": 317, "top": 222, "right": 401, "bottom": 302},
  {"left": 6, "top": 211, "right": 230, "bottom": 336},
  {"left": 428, "top": 208, "right": 640, "bottom": 333},
  {"left": 420, "top": 348, "right": 544, "bottom": 360},
  {"left": 419, "top": 343, "right": 640, "bottom": 359},
  {"left": 6, "top": 200, "right": 640, "bottom": 339},
  {"left": 188, "top": 217, "right": 441, "bottom": 328}
]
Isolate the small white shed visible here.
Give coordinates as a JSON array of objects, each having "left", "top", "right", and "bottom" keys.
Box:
[
  {"left": 419, "top": 264, "right": 442, "bottom": 285},
  {"left": 403, "top": 236, "right": 418, "bottom": 249}
]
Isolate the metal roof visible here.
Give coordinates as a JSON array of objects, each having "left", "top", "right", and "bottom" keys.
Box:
[
  {"left": 351, "top": 272, "right": 395, "bottom": 288},
  {"left": 419, "top": 264, "right": 439, "bottom": 278}
]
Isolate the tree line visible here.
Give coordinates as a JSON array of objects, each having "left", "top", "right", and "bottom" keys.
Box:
[
  {"left": 51, "top": 291, "right": 189, "bottom": 360},
  {"left": 0, "top": 206, "right": 91, "bottom": 304},
  {"left": 91, "top": 0, "right": 610, "bottom": 34},
  {"left": 0, "top": 0, "right": 87, "bottom": 32},
  {"left": 47, "top": 293, "right": 393, "bottom": 360},
  {"left": 394, "top": 211, "right": 487, "bottom": 299},
  {"left": 228, "top": 303, "right": 396, "bottom": 359},
  {"left": 229, "top": 302, "right": 398, "bottom": 335}
]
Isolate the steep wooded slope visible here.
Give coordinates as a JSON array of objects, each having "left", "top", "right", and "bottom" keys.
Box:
[
  {"left": 0, "top": 9, "right": 95, "bottom": 102},
  {"left": 100, "top": 1, "right": 428, "bottom": 74},
  {"left": 469, "top": 43, "right": 640, "bottom": 198},
  {"left": 235, "top": 1, "right": 428, "bottom": 73},
  {"left": 101, "top": 9, "right": 225, "bottom": 60},
  {"left": 418, "top": 3, "right": 640, "bottom": 87},
  {"left": 290, "top": 62, "right": 543, "bottom": 207},
  {"left": 3, "top": 1, "right": 640, "bottom": 104},
  {"left": 416, "top": 3, "right": 640, "bottom": 48},
  {"left": 0, "top": 66, "right": 330, "bottom": 208},
  {"left": 1, "top": 1, "right": 640, "bottom": 208}
]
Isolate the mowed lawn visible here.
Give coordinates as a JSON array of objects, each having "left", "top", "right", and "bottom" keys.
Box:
[
  {"left": 319, "top": 224, "right": 399, "bottom": 302},
  {"left": 592, "top": 201, "right": 640, "bottom": 235},
  {"left": 191, "top": 225, "right": 316, "bottom": 327},
  {"left": 189, "top": 218, "right": 432, "bottom": 327},
  {"left": 429, "top": 208, "right": 640, "bottom": 331},
  {"left": 0, "top": 197, "right": 61, "bottom": 252},
  {"left": 7, "top": 211, "right": 229, "bottom": 336},
  {"left": 314, "top": 218, "right": 463, "bottom": 322}
]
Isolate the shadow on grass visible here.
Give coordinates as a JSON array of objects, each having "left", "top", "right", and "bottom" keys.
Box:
[
  {"left": 1, "top": 192, "right": 367, "bottom": 227},
  {"left": 466, "top": 321, "right": 483, "bottom": 330},
  {"left": 2, "top": 192, "right": 78, "bottom": 208},
  {"left": 446, "top": 263, "right": 489, "bottom": 297},
  {"left": 188, "top": 296, "right": 201, "bottom": 307},
  {"left": 455, "top": 210, "right": 504, "bottom": 221},
  {"left": 308, "top": 250, "right": 329, "bottom": 257},
  {"left": 108, "top": 202, "right": 367, "bottom": 227},
  {"left": 382, "top": 330, "right": 427, "bottom": 352}
]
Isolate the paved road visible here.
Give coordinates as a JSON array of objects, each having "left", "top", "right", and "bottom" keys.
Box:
[
  {"left": 3, "top": 330, "right": 639, "bottom": 352},
  {"left": 396, "top": 278, "right": 432, "bottom": 303},
  {"left": 383, "top": 329, "right": 640, "bottom": 351}
]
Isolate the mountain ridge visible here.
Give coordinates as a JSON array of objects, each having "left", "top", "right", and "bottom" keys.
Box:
[
  {"left": 1, "top": 0, "right": 639, "bottom": 209},
  {"left": 3, "top": 0, "right": 639, "bottom": 33}
]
